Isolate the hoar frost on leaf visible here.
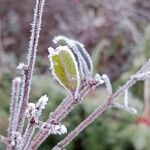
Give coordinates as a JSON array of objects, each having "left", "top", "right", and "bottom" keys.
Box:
[
  {"left": 53, "top": 35, "right": 93, "bottom": 79},
  {"left": 48, "top": 45, "right": 80, "bottom": 96}
]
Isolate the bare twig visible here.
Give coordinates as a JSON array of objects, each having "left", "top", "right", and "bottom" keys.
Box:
[
  {"left": 52, "top": 69, "right": 150, "bottom": 150},
  {"left": 52, "top": 98, "right": 112, "bottom": 150},
  {"left": 19, "top": 121, "right": 35, "bottom": 150},
  {"left": 16, "top": 0, "right": 45, "bottom": 133},
  {"left": 30, "top": 78, "right": 101, "bottom": 149},
  {"left": 8, "top": 77, "right": 21, "bottom": 137},
  {"left": 0, "top": 135, "right": 8, "bottom": 145},
  {"left": 19, "top": 95, "right": 49, "bottom": 150}
]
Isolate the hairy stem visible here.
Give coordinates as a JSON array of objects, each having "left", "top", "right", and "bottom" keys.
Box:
[
  {"left": 19, "top": 120, "right": 35, "bottom": 150},
  {"left": 8, "top": 77, "right": 21, "bottom": 137},
  {"left": 30, "top": 81, "right": 100, "bottom": 149},
  {"left": 52, "top": 70, "right": 150, "bottom": 149},
  {"left": 16, "top": 0, "right": 45, "bottom": 133},
  {"left": 0, "top": 135, "right": 8, "bottom": 145},
  {"left": 52, "top": 98, "right": 112, "bottom": 150}
]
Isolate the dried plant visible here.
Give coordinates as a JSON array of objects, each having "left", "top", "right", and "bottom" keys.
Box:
[{"left": 0, "top": 0, "right": 150, "bottom": 150}]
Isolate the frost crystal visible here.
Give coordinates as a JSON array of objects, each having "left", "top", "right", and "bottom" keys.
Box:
[
  {"left": 53, "top": 124, "right": 67, "bottom": 135},
  {"left": 25, "top": 103, "right": 36, "bottom": 118},
  {"left": 25, "top": 95, "right": 49, "bottom": 121},
  {"left": 94, "top": 74, "right": 105, "bottom": 84},
  {"left": 17, "top": 63, "right": 25, "bottom": 70},
  {"left": 36, "top": 95, "right": 49, "bottom": 110},
  {"left": 14, "top": 77, "right": 21, "bottom": 82},
  {"left": 52, "top": 35, "right": 93, "bottom": 79},
  {"left": 10, "top": 132, "right": 22, "bottom": 147},
  {"left": 40, "top": 123, "right": 67, "bottom": 135}
]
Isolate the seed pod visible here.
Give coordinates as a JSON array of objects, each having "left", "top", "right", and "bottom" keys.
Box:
[{"left": 48, "top": 46, "right": 80, "bottom": 95}]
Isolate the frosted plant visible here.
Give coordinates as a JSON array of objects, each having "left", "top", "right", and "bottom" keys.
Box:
[{"left": 0, "top": 0, "right": 150, "bottom": 150}]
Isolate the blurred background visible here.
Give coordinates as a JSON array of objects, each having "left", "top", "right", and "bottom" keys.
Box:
[{"left": 0, "top": 0, "right": 150, "bottom": 149}]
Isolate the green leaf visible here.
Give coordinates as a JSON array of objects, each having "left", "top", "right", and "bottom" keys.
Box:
[
  {"left": 48, "top": 46, "right": 80, "bottom": 94},
  {"left": 53, "top": 35, "right": 93, "bottom": 78}
]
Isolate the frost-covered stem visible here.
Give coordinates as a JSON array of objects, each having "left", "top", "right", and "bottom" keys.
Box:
[
  {"left": 8, "top": 77, "right": 21, "bottom": 137},
  {"left": 16, "top": 0, "right": 45, "bottom": 133},
  {"left": 137, "top": 58, "right": 150, "bottom": 74},
  {"left": 52, "top": 70, "right": 150, "bottom": 149},
  {"left": 52, "top": 97, "right": 112, "bottom": 150},
  {"left": 112, "top": 103, "right": 137, "bottom": 114},
  {"left": 101, "top": 74, "right": 112, "bottom": 96},
  {"left": 30, "top": 96, "right": 74, "bottom": 149},
  {"left": 19, "top": 120, "right": 35, "bottom": 150},
  {"left": 114, "top": 71, "right": 150, "bottom": 99},
  {"left": 0, "top": 135, "right": 8, "bottom": 145},
  {"left": 20, "top": 95, "right": 49, "bottom": 150},
  {"left": 124, "top": 90, "right": 128, "bottom": 107},
  {"left": 48, "top": 95, "right": 72, "bottom": 123},
  {"left": 30, "top": 81, "right": 100, "bottom": 149}
]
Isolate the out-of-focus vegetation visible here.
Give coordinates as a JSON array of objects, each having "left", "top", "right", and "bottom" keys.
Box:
[{"left": 0, "top": 0, "right": 150, "bottom": 149}]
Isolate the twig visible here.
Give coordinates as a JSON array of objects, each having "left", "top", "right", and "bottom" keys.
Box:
[
  {"left": 8, "top": 77, "right": 21, "bottom": 137},
  {"left": 52, "top": 97, "right": 112, "bottom": 150},
  {"left": 101, "top": 74, "right": 112, "bottom": 96},
  {"left": 113, "top": 103, "right": 137, "bottom": 114},
  {"left": 0, "top": 135, "right": 8, "bottom": 145},
  {"left": 18, "top": 120, "right": 35, "bottom": 150},
  {"left": 30, "top": 79, "right": 101, "bottom": 149},
  {"left": 52, "top": 70, "right": 150, "bottom": 149},
  {"left": 19, "top": 95, "right": 49, "bottom": 150},
  {"left": 16, "top": 0, "right": 45, "bottom": 133}
]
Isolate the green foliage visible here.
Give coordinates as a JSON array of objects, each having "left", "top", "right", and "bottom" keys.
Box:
[{"left": 49, "top": 46, "right": 79, "bottom": 94}]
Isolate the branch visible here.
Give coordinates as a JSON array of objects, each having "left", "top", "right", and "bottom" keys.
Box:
[
  {"left": 30, "top": 77, "right": 102, "bottom": 149},
  {"left": 19, "top": 95, "right": 49, "bottom": 150},
  {"left": 52, "top": 98, "right": 112, "bottom": 150},
  {"left": 8, "top": 77, "right": 21, "bottom": 137},
  {"left": 16, "top": 0, "right": 45, "bottom": 133},
  {"left": 52, "top": 69, "right": 150, "bottom": 150},
  {"left": 0, "top": 135, "right": 8, "bottom": 145}
]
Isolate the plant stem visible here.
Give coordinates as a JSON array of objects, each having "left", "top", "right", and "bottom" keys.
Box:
[
  {"left": 52, "top": 97, "right": 112, "bottom": 150},
  {"left": 19, "top": 120, "right": 35, "bottom": 150},
  {"left": 0, "top": 135, "right": 8, "bottom": 145},
  {"left": 16, "top": 0, "right": 45, "bottom": 133},
  {"left": 52, "top": 70, "right": 150, "bottom": 149},
  {"left": 8, "top": 77, "right": 21, "bottom": 137},
  {"left": 30, "top": 81, "right": 100, "bottom": 149}
]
